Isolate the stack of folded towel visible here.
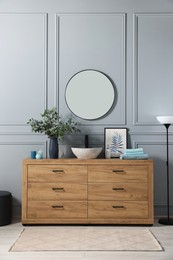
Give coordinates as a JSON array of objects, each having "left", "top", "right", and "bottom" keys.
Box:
[{"left": 120, "top": 148, "right": 149, "bottom": 160}]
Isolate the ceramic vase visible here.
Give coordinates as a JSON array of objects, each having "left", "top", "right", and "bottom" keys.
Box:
[{"left": 49, "top": 137, "right": 58, "bottom": 159}]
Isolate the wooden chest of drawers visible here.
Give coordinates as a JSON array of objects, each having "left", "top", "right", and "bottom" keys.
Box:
[{"left": 22, "top": 159, "right": 154, "bottom": 224}]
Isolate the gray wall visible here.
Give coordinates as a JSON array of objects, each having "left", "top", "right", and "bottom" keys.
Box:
[{"left": 0, "top": 0, "right": 173, "bottom": 218}]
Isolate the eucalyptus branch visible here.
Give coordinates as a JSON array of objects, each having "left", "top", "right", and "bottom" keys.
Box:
[{"left": 27, "top": 107, "right": 80, "bottom": 139}]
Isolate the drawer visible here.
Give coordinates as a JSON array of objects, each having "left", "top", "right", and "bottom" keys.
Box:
[
  {"left": 28, "top": 183, "right": 87, "bottom": 200},
  {"left": 88, "top": 201, "right": 148, "bottom": 219},
  {"left": 28, "top": 201, "right": 87, "bottom": 219},
  {"left": 88, "top": 183, "right": 148, "bottom": 201},
  {"left": 28, "top": 165, "right": 87, "bottom": 183},
  {"left": 88, "top": 165, "right": 148, "bottom": 182}
]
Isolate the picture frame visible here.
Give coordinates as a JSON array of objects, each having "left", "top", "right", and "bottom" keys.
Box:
[{"left": 104, "top": 128, "right": 127, "bottom": 158}]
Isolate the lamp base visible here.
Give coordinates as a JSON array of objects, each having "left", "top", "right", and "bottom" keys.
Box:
[{"left": 158, "top": 217, "right": 173, "bottom": 225}]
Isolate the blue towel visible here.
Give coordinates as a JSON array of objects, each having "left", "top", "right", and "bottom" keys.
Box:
[
  {"left": 124, "top": 151, "right": 144, "bottom": 156},
  {"left": 124, "top": 148, "right": 144, "bottom": 154},
  {"left": 120, "top": 154, "right": 149, "bottom": 160}
]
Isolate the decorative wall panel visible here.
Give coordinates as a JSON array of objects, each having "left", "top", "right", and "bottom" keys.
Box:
[
  {"left": 56, "top": 14, "right": 126, "bottom": 125},
  {"left": 0, "top": 13, "right": 48, "bottom": 126},
  {"left": 133, "top": 140, "right": 173, "bottom": 213},
  {"left": 133, "top": 14, "right": 173, "bottom": 125},
  {"left": 0, "top": 141, "right": 46, "bottom": 208}
]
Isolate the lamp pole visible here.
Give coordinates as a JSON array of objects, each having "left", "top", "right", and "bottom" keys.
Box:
[
  {"left": 158, "top": 123, "right": 173, "bottom": 225},
  {"left": 165, "top": 124, "right": 170, "bottom": 223},
  {"left": 156, "top": 116, "right": 173, "bottom": 225}
]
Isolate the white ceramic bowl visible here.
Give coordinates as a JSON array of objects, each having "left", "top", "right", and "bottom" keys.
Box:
[{"left": 71, "top": 147, "right": 102, "bottom": 159}]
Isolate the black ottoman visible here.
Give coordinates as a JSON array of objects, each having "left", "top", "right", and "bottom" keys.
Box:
[{"left": 0, "top": 191, "right": 12, "bottom": 226}]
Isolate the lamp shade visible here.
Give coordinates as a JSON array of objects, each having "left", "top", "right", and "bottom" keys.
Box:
[{"left": 156, "top": 116, "right": 173, "bottom": 124}]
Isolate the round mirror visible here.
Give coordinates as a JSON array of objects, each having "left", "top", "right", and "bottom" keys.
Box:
[{"left": 65, "top": 70, "right": 115, "bottom": 120}]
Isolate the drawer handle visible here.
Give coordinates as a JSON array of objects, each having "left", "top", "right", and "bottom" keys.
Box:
[
  {"left": 112, "top": 205, "right": 126, "bottom": 209},
  {"left": 52, "top": 205, "right": 64, "bottom": 209},
  {"left": 52, "top": 170, "right": 64, "bottom": 173},
  {"left": 112, "top": 170, "right": 125, "bottom": 174},
  {"left": 52, "top": 187, "right": 65, "bottom": 192},
  {"left": 112, "top": 187, "right": 125, "bottom": 191}
]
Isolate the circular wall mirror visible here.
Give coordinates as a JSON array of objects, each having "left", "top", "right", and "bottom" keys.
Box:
[{"left": 65, "top": 70, "right": 115, "bottom": 120}]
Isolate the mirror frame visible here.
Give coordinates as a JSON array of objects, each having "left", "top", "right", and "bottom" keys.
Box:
[{"left": 65, "top": 69, "right": 116, "bottom": 120}]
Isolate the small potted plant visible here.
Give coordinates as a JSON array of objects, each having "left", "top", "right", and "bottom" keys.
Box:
[{"left": 27, "top": 107, "right": 80, "bottom": 158}]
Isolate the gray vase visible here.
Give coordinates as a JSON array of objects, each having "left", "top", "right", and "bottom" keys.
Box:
[{"left": 49, "top": 137, "right": 58, "bottom": 159}]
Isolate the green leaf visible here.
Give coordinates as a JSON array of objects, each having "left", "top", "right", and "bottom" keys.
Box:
[{"left": 27, "top": 107, "right": 80, "bottom": 139}]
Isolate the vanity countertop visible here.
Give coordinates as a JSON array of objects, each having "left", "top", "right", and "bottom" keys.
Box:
[{"left": 23, "top": 158, "right": 153, "bottom": 165}]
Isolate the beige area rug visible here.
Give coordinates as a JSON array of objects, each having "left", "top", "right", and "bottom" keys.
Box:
[{"left": 10, "top": 227, "right": 163, "bottom": 252}]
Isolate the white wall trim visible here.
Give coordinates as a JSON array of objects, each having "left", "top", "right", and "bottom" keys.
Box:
[
  {"left": 55, "top": 13, "right": 126, "bottom": 125},
  {"left": 133, "top": 140, "right": 173, "bottom": 148},
  {"left": 0, "top": 13, "right": 48, "bottom": 126},
  {"left": 133, "top": 13, "right": 173, "bottom": 126}
]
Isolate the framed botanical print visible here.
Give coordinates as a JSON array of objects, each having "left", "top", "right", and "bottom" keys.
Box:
[{"left": 104, "top": 128, "right": 127, "bottom": 158}]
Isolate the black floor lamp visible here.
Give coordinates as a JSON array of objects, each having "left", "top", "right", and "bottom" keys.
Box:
[{"left": 156, "top": 116, "right": 173, "bottom": 225}]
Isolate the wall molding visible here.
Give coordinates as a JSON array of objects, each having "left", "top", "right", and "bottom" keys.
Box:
[
  {"left": 133, "top": 140, "right": 173, "bottom": 148},
  {"left": 0, "top": 141, "right": 47, "bottom": 157},
  {"left": 0, "top": 13, "right": 48, "bottom": 126},
  {"left": 129, "top": 131, "right": 173, "bottom": 136},
  {"left": 55, "top": 13, "right": 126, "bottom": 125},
  {"left": 133, "top": 13, "right": 173, "bottom": 126},
  {"left": 0, "top": 140, "right": 47, "bottom": 147}
]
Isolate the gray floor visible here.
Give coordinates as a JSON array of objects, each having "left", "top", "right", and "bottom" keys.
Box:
[{"left": 0, "top": 219, "right": 173, "bottom": 260}]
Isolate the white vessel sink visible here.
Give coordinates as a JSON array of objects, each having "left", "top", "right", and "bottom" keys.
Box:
[{"left": 71, "top": 147, "right": 102, "bottom": 159}]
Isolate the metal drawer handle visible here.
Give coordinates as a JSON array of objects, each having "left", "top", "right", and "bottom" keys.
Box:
[
  {"left": 52, "top": 170, "right": 64, "bottom": 173},
  {"left": 52, "top": 187, "right": 65, "bottom": 192},
  {"left": 52, "top": 205, "right": 64, "bottom": 209},
  {"left": 112, "top": 170, "right": 125, "bottom": 174},
  {"left": 112, "top": 187, "right": 125, "bottom": 191},
  {"left": 112, "top": 205, "right": 126, "bottom": 209}
]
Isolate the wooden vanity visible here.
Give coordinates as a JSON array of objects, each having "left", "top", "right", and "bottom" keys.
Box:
[{"left": 22, "top": 158, "right": 154, "bottom": 225}]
